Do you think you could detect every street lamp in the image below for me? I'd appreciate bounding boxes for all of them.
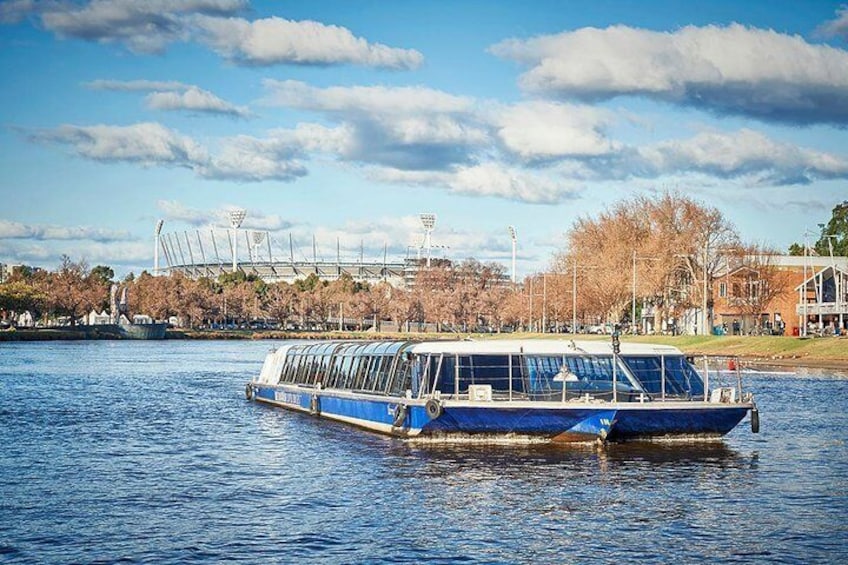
[154,219,164,276]
[229,209,246,273]
[420,213,436,268]
[508,225,517,284]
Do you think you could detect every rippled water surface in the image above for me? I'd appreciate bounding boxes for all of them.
[1,341,847,564]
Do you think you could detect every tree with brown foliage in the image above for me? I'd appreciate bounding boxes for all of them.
[40,256,108,326]
[552,191,739,332]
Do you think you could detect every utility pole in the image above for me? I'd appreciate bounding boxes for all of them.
[632,250,637,334]
[508,226,517,284]
[703,239,709,336]
[572,260,577,334]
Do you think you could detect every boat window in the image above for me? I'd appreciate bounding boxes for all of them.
[523,355,642,401]
[389,355,413,395]
[429,354,517,397]
[621,355,704,398]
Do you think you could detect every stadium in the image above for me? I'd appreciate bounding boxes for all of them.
[154,212,475,289]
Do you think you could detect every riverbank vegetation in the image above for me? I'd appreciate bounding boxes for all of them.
[3,193,846,363]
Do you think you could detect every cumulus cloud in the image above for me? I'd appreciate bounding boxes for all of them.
[25,121,336,183]
[370,163,581,204]
[86,79,249,117]
[30,122,209,168]
[156,200,292,231]
[200,124,350,181]
[0,220,134,242]
[0,0,35,24]
[194,15,423,69]
[637,129,848,185]
[37,0,246,54]
[493,101,618,161]
[1,239,153,267]
[262,80,488,171]
[4,1,421,69]
[818,7,848,40]
[490,23,848,124]
[263,80,473,116]
[145,87,249,117]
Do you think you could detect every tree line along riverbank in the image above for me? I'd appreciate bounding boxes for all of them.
[2,328,846,369]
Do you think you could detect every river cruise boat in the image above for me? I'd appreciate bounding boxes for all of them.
[246,339,758,443]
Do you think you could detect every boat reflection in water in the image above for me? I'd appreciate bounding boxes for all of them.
[246,339,759,444]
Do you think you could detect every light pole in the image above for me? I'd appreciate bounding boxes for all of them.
[154,219,164,276]
[229,209,246,273]
[508,225,517,284]
[420,213,436,268]
[252,231,265,263]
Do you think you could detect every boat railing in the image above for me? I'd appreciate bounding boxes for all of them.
[695,355,752,404]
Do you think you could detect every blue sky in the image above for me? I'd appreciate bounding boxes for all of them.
[2,0,848,278]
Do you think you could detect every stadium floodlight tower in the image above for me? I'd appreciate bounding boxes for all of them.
[154,219,165,276]
[229,208,247,273]
[252,230,266,262]
[508,225,517,284]
[420,213,436,267]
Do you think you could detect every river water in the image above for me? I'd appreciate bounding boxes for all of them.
[1,340,846,564]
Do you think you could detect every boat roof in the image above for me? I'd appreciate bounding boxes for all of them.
[407,339,683,356]
[269,339,684,357]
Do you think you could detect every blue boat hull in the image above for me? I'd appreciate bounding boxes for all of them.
[251,385,617,442]
[610,405,750,440]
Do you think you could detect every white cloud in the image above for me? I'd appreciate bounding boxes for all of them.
[493,101,618,160]
[156,200,293,231]
[262,80,487,171]
[0,220,134,242]
[31,122,209,168]
[39,0,246,54]
[200,124,350,181]
[490,23,848,124]
[0,0,35,24]
[145,87,250,117]
[86,79,249,117]
[85,79,191,91]
[637,129,848,185]
[370,163,581,204]
[5,2,421,70]
[818,7,848,40]
[262,80,473,116]
[193,15,423,69]
[27,122,334,183]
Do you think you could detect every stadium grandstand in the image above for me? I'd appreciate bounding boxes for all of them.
[154,211,448,289]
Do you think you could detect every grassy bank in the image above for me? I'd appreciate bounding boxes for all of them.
[5,327,846,369]
[177,329,847,368]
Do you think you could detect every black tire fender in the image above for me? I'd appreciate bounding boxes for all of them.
[245,383,254,400]
[392,404,408,428]
[425,399,443,420]
[751,406,760,434]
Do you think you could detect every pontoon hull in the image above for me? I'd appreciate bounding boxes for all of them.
[252,385,618,442]
[251,384,748,443]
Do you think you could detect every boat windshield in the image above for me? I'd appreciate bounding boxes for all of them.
[620,355,704,398]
